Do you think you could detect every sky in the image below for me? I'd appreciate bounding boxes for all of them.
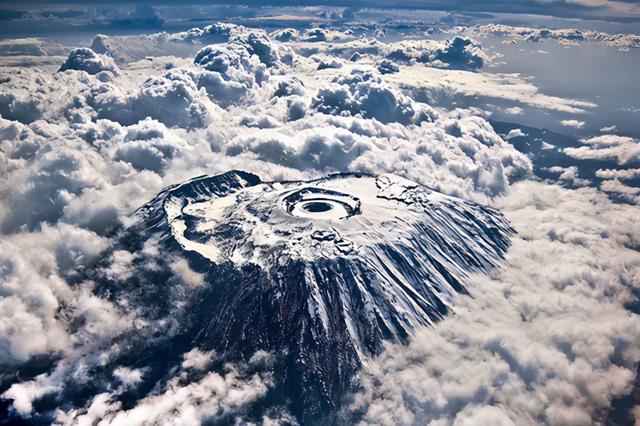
[2,0,640,18]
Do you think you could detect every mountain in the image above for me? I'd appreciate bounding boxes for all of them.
[74,171,513,423]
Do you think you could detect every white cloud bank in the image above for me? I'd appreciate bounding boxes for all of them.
[565,135,640,166]
[472,24,640,51]
[0,18,637,425]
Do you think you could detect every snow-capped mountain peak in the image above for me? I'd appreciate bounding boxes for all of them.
[90,170,515,421]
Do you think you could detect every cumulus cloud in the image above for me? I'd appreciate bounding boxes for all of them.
[94,68,216,128]
[564,135,640,166]
[0,144,107,233]
[78,23,245,64]
[310,70,422,125]
[376,59,399,75]
[174,22,241,46]
[504,106,524,115]
[600,179,640,194]
[560,119,585,129]
[544,165,590,187]
[90,371,269,424]
[110,118,197,172]
[271,28,301,43]
[191,29,292,107]
[384,36,487,71]
[59,48,120,75]
[428,36,485,70]
[224,90,530,198]
[298,36,487,71]
[301,27,351,43]
[315,55,344,70]
[181,348,216,371]
[596,168,640,180]
[113,367,144,388]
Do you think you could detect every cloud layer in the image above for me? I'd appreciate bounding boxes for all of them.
[0,16,638,425]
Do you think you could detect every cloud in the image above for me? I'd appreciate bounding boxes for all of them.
[112,118,194,172]
[224,106,530,198]
[504,106,524,115]
[560,119,585,129]
[544,166,591,186]
[0,18,636,424]
[595,168,640,180]
[191,28,292,107]
[0,146,107,233]
[505,128,527,139]
[181,348,215,371]
[310,70,421,125]
[0,223,125,366]
[387,65,597,114]
[34,23,245,66]
[376,59,399,75]
[58,47,120,75]
[599,179,640,203]
[564,135,640,165]
[297,36,487,71]
[173,22,241,45]
[347,181,640,425]
[83,31,224,64]
[428,37,485,70]
[471,24,640,51]
[95,68,216,129]
[97,371,269,424]
[315,55,344,70]
[113,367,144,388]
[55,353,274,425]
[0,37,67,57]
[271,28,301,43]
[301,27,351,43]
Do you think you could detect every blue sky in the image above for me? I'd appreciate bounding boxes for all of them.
[1,0,640,21]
